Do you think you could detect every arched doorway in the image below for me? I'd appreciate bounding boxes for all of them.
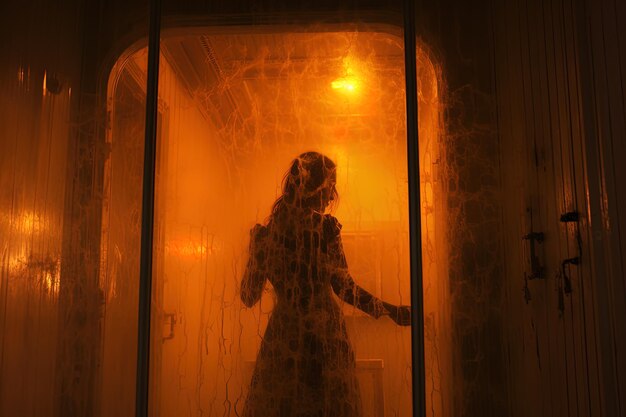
[99,24,448,417]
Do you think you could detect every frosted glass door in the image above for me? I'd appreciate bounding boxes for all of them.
[142,21,448,417]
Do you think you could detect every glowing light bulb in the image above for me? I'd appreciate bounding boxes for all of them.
[331,75,360,93]
[331,56,365,94]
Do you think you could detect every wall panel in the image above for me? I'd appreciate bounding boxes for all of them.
[493,0,626,415]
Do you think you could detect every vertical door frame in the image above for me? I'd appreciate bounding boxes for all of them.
[136,0,161,416]
[403,0,427,416]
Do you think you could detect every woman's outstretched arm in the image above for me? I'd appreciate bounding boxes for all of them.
[330,271,411,325]
[240,224,268,308]
[325,216,411,325]
[330,270,387,318]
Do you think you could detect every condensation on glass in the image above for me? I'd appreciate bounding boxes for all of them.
[100,23,449,417]
[0,4,450,417]
[0,56,70,417]
[0,1,149,416]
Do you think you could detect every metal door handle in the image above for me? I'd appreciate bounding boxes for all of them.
[163,312,177,341]
[559,211,582,295]
[522,231,545,279]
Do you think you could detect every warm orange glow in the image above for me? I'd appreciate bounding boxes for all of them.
[331,57,363,94]
[103,32,447,417]
[17,211,44,233]
[331,76,359,92]
[170,242,208,256]
[165,239,222,257]
[43,270,60,294]
[43,70,47,96]
[7,253,23,273]
[0,211,46,234]
[6,249,60,296]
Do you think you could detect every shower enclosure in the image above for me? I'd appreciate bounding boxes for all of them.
[0,1,444,415]
[3,0,624,417]
[101,18,446,417]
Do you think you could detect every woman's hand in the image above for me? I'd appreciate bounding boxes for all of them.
[393,305,412,326]
[382,303,412,326]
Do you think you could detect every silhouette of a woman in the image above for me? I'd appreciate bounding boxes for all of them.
[241,152,411,417]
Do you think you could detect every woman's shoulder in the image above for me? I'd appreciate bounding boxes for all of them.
[250,223,270,241]
[322,214,342,240]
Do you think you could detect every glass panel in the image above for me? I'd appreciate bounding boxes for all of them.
[100,46,149,416]
[112,7,447,415]
[155,26,416,417]
[0,1,149,416]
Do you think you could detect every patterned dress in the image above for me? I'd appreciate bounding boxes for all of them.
[241,209,384,417]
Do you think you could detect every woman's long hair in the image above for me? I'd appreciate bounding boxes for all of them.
[270,152,338,219]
